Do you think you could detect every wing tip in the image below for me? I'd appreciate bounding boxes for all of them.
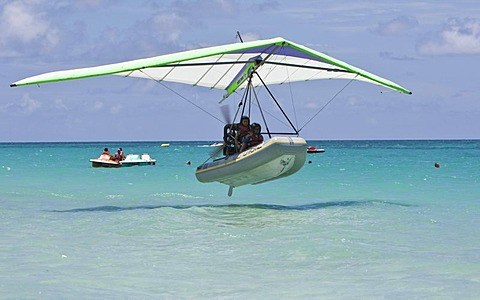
[10,83,17,87]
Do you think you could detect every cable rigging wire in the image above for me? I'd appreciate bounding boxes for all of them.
[139,68,358,135]
[139,69,225,124]
[298,75,358,132]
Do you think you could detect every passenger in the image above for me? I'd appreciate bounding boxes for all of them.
[113,149,123,162]
[100,148,113,161]
[118,148,125,160]
[240,122,263,152]
[248,123,264,147]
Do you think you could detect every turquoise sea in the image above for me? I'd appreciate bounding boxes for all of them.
[1,140,479,298]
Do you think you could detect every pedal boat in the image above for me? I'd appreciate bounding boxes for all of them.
[90,153,156,168]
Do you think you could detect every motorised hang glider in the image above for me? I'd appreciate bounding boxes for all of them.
[11,37,411,196]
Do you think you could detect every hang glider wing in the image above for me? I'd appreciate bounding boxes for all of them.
[11,37,412,98]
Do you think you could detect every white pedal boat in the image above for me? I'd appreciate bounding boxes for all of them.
[90,153,156,168]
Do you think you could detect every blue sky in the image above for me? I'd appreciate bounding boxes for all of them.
[1,0,479,142]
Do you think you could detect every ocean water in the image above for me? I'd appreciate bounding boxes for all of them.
[0,140,479,298]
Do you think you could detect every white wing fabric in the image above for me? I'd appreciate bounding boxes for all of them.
[11,37,411,97]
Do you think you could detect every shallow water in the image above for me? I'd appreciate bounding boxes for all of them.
[1,140,479,298]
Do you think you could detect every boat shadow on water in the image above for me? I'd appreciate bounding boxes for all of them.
[50,200,413,213]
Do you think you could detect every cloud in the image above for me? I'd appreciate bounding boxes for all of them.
[109,104,123,114]
[1,93,42,115]
[19,94,42,114]
[417,18,480,55]
[93,101,104,111]
[171,0,237,17]
[88,10,192,60]
[250,1,280,12]
[213,0,236,14]
[305,101,320,110]
[379,51,417,61]
[373,16,419,36]
[91,100,122,114]
[0,0,59,57]
[150,12,189,43]
[54,98,69,111]
[0,0,241,61]
[238,32,261,42]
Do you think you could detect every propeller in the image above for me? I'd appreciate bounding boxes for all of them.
[220,104,232,124]
[209,105,234,157]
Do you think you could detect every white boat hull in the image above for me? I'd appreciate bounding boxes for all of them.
[121,154,156,167]
[90,159,121,168]
[120,160,156,167]
[90,154,156,168]
[195,136,307,187]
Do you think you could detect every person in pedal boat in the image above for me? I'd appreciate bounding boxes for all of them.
[113,149,124,162]
[99,148,113,160]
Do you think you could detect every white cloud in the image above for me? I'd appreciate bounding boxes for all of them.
[305,101,320,109]
[109,104,123,114]
[238,32,261,42]
[0,0,59,56]
[19,93,42,114]
[380,51,417,61]
[374,16,418,36]
[54,98,69,111]
[151,12,188,43]
[1,1,46,43]
[214,0,236,14]
[93,101,104,111]
[417,18,480,55]
[0,93,41,115]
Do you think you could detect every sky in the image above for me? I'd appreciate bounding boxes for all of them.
[1,0,479,142]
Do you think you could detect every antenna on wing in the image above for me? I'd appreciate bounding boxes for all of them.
[236,31,244,43]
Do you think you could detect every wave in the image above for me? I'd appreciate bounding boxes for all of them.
[50,200,412,213]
